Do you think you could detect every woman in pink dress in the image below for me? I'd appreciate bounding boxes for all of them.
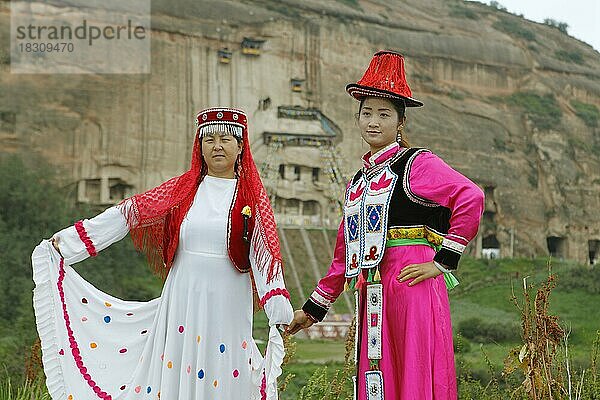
[288,51,485,399]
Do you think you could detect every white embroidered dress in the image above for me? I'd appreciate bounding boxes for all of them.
[32,175,293,400]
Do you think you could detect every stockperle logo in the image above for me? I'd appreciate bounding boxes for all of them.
[11,0,150,74]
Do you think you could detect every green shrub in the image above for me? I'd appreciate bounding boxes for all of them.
[571,100,599,127]
[493,17,536,41]
[450,5,479,20]
[505,92,562,130]
[489,1,507,11]
[449,90,465,100]
[458,317,519,343]
[555,49,585,65]
[544,18,569,34]
[559,265,600,294]
[454,333,472,353]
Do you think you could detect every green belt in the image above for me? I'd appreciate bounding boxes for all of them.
[386,238,459,290]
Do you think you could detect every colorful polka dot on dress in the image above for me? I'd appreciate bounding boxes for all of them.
[233,369,239,378]
[187,365,191,374]
[146,386,151,394]
[197,369,205,379]
[81,316,88,322]
[213,380,218,388]
[104,316,111,323]
[90,342,97,349]
[196,335,201,343]
[81,298,88,304]
[104,302,112,307]
[167,361,173,369]
[134,386,141,393]
[241,340,247,349]
[219,344,226,353]
[178,325,184,333]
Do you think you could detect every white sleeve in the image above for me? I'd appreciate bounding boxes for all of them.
[248,225,293,400]
[52,205,129,265]
[249,228,294,327]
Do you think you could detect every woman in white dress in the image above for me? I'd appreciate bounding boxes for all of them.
[31,107,294,400]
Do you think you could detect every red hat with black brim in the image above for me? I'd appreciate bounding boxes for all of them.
[345,50,423,107]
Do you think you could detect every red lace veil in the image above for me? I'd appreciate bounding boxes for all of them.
[119,108,282,283]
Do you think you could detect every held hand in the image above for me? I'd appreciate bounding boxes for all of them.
[287,310,315,335]
[396,261,441,287]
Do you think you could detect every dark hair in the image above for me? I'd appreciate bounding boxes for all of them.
[358,97,406,119]
[357,97,410,147]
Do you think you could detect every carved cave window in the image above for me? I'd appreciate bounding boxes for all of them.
[546,236,566,259]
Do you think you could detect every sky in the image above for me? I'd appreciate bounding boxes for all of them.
[466,0,600,52]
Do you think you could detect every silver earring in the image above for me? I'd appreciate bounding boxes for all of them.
[397,125,404,142]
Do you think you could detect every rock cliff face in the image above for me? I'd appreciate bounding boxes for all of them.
[1,0,599,264]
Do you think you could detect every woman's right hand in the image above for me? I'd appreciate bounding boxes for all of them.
[287,309,315,335]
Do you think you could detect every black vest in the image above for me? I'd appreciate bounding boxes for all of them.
[351,147,451,235]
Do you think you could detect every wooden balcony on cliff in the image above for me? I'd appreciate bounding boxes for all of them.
[290,78,304,92]
[241,37,265,56]
[217,48,232,64]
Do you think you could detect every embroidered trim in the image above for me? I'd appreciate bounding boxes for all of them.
[363,142,399,168]
[348,85,421,106]
[302,298,328,322]
[259,288,290,307]
[309,289,332,310]
[402,149,439,208]
[315,286,336,302]
[57,259,112,400]
[386,226,444,246]
[366,283,383,361]
[365,370,385,400]
[363,148,406,181]
[442,238,466,253]
[447,233,468,243]
[260,371,267,400]
[353,291,360,364]
[74,220,97,257]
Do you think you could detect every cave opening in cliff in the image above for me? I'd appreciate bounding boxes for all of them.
[482,235,500,259]
[589,240,600,265]
[546,236,566,259]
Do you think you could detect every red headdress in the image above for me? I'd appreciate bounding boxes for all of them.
[119,107,283,284]
[346,50,423,107]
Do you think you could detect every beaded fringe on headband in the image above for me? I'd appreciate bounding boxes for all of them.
[198,123,244,138]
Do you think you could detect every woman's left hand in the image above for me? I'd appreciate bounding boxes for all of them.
[397,261,442,286]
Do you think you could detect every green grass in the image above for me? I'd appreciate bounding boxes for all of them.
[293,339,346,363]
[571,100,599,127]
[4,257,599,399]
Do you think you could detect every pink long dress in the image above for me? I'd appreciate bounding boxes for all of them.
[303,143,484,399]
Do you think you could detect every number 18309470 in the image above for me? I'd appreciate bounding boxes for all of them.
[18,42,74,52]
